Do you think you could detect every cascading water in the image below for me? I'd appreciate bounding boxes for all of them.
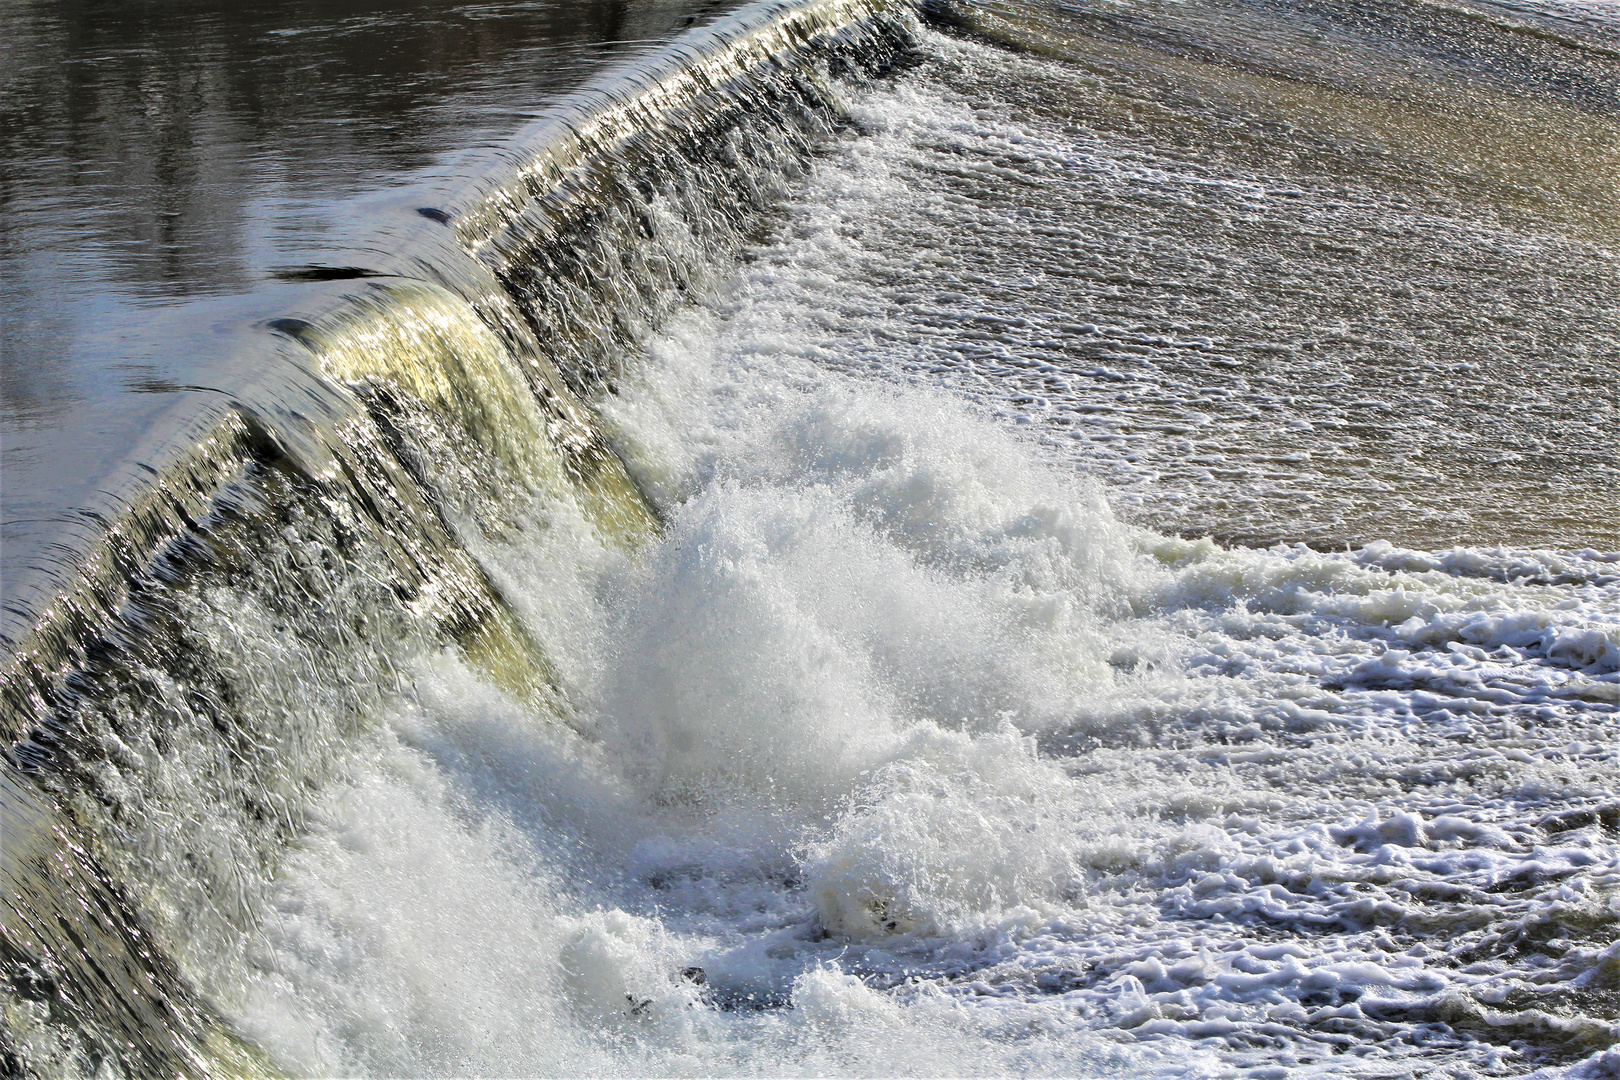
[2,3,916,1072]
[3,0,1618,1076]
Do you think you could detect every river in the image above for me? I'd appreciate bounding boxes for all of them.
[2,0,1617,1076]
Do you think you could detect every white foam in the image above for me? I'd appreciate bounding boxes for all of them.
[225,291,1620,1076]
[225,23,1620,1079]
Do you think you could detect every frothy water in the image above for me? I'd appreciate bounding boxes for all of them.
[234,157,1616,1076]
[716,14,1620,551]
[4,0,1618,1076]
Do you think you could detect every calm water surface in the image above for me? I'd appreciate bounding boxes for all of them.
[0,0,730,581]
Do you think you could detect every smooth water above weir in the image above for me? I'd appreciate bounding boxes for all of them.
[0,0,733,603]
[3,0,1619,1077]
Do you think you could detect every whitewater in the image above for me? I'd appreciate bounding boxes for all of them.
[240,33,1618,1078]
[4,1,1618,1077]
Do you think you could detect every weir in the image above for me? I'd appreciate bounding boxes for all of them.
[0,1,922,1072]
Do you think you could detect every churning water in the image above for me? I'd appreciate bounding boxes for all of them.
[2,0,1618,1077]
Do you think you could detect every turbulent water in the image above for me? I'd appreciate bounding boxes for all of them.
[3,0,1619,1077]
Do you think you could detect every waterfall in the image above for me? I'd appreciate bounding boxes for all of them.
[0,2,921,1073]
[8,0,1617,1073]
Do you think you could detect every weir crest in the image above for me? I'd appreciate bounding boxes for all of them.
[0,2,922,1072]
